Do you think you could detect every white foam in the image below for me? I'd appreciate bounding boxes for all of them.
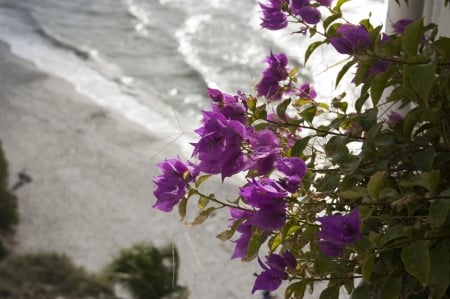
[0,7,193,155]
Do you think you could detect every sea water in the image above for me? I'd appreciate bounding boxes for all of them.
[0,0,385,145]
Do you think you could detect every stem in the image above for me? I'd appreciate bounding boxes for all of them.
[196,190,253,212]
[266,119,365,140]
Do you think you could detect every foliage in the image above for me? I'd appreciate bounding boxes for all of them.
[103,242,188,299]
[152,1,450,298]
[0,252,116,299]
[0,141,18,259]
[0,141,18,233]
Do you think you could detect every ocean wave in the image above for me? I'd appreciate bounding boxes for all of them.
[0,5,190,147]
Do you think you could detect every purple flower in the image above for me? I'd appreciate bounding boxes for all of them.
[298,82,317,100]
[257,52,290,101]
[207,88,247,123]
[290,2,321,25]
[259,0,288,30]
[228,208,256,259]
[231,222,254,259]
[247,128,281,175]
[330,24,371,55]
[252,251,297,293]
[153,158,197,212]
[277,157,307,192]
[387,111,403,127]
[366,59,390,78]
[392,18,413,35]
[192,111,246,179]
[240,178,288,231]
[316,208,362,257]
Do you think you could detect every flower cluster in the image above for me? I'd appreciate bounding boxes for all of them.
[329,24,371,55]
[153,1,450,298]
[316,208,361,257]
[152,158,197,212]
[259,0,332,30]
[252,251,297,293]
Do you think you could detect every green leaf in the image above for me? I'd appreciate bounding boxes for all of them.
[305,41,325,64]
[434,37,450,60]
[362,254,375,281]
[370,72,391,106]
[406,58,437,102]
[335,59,356,87]
[414,170,440,193]
[216,218,243,241]
[380,274,402,299]
[329,143,349,164]
[381,225,407,246]
[353,56,378,85]
[197,195,209,210]
[195,174,211,188]
[401,241,430,285]
[300,106,317,123]
[429,242,450,299]
[333,0,351,12]
[290,136,312,157]
[429,189,450,227]
[276,98,291,121]
[355,89,370,112]
[323,12,342,31]
[269,234,282,251]
[339,190,364,200]
[352,284,369,299]
[178,197,188,220]
[367,171,387,201]
[401,18,424,55]
[244,229,265,261]
[359,108,378,131]
[285,281,307,299]
[186,207,215,227]
[402,107,422,141]
[316,173,340,192]
[412,147,436,171]
[340,155,362,173]
[319,286,339,299]
[314,252,332,276]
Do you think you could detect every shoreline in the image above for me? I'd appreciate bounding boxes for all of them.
[0,40,266,298]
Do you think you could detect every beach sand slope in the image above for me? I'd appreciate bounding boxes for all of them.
[0,41,262,298]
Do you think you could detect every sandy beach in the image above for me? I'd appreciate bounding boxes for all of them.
[0,41,268,298]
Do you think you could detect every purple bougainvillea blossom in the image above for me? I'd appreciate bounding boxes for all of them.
[316,208,362,257]
[290,2,321,25]
[228,208,256,259]
[387,111,403,127]
[257,52,290,101]
[365,59,390,79]
[231,221,254,259]
[246,128,281,175]
[277,157,307,192]
[330,24,371,55]
[153,158,197,212]
[392,18,413,35]
[259,0,288,30]
[298,82,317,100]
[240,178,288,231]
[252,251,297,293]
[207,88,247,123]
[192,111,246,179]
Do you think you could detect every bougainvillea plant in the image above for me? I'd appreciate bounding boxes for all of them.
[153,0,450,298]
